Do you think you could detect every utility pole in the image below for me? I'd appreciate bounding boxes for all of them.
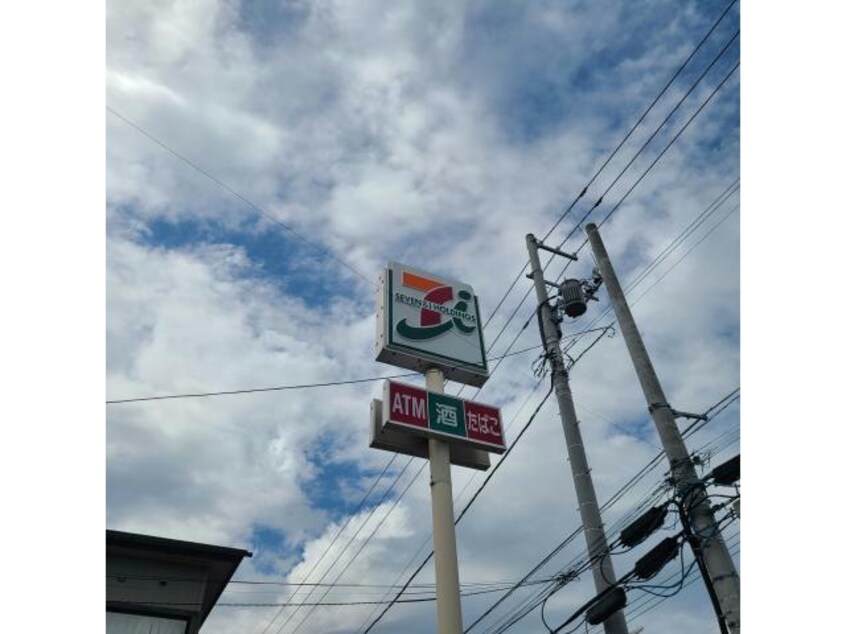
[426,367,463,634]
[585,222,740,633]
[676,499,730,634]
[525,234,629,634]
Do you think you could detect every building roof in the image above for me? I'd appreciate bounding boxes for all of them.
[106,530,252,628]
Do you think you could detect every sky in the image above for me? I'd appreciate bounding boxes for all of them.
[10,2,846,634]
[102,1,744,632]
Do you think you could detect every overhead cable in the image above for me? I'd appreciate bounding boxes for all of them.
[479,1,739,362]
[359,387,555,634]
[558,180,739,358]
[472,51,741,389]
[106,339,602,404]
[106,107,373,286]
[466,390,738,632]
[258,457,414,634]
[481,0,739,338]
[265,12,743,632]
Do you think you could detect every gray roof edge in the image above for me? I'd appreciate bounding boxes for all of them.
[107,529,252,627]
[106,529,253,561]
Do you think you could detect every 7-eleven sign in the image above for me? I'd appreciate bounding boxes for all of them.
[375,262,489,387]
[381,380,506,453]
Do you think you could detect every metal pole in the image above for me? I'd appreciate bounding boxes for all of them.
[585,222,740,633]
[525,234,629,634]
[676,500,731,634]
[426,368,463,634]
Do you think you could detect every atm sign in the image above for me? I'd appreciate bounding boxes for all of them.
[382,380,506,453]
[386,381,428,429]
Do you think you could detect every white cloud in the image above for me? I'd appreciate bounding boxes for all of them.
[107,1,740,632]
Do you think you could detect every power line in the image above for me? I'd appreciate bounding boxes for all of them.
[471,43,741,394]
[506,430,740,634]
[352,379,548,634]
[249,453,396,634]
[458,181,739,568]
[558,27,739,250]
[255,11,742,630]
[106,106,373,286]
[552,57,740,268]
[576,194,739,347]
[582,60,739,239]
[108,338,616,404]
[464,528,585,633]
[461,0,739,367]
[557,180,740,358]
[388,370,712,632]
[257,457,414,634]
[530,457,740,634]
[107,9,740,634]
[465,169,742,632]
[623,180,739,296]
[422,410,736,634]
[486,168,734,403]
[358,333,606,634]
[269,347,551,633]
[367,181,744,631]
[612,527,740,627]
[628,202,739,306]
[472,79,740,442]
[358,387,555,634]
[109,573,557,591]
[534,62,741,376]
[481,0,739,341]
[106,372,420,404]
[466,390,738,633]
[285,454,439,634]
[487,488,739,634]
[113,583,533,609]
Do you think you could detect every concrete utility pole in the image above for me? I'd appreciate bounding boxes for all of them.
[525,234,629,634]
[585,223,740,633]
[426,368,464,634]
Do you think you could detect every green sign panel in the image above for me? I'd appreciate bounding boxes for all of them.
[381,380,506,453]
[427,391,466,438]
[375,262,489,388]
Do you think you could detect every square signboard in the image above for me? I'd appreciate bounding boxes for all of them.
[369,399,491,471]
[381,380,506,453]
[375,262,489,387]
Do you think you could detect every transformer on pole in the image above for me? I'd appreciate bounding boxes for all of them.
[525,234,629,634]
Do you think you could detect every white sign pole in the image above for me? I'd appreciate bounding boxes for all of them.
[425,367,463,634]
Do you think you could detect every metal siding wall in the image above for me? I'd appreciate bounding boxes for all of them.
[106,556,207,611]
[106,611,187,634]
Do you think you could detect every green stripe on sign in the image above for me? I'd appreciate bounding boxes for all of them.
[427,392,466,439]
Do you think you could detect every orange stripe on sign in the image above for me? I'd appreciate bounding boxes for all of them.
[402,271,443,292]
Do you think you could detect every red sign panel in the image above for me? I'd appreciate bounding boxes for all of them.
[465,401,503,447]
[382,380,506,453]
[385,381,428,429]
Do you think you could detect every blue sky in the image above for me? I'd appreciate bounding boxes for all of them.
[139,215,361,308]
[105,1,742,633]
